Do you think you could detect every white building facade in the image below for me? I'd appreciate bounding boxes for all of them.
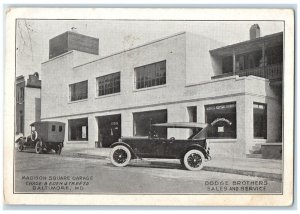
[41,29,282,158]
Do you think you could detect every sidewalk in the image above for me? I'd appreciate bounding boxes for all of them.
[61,147,282,181]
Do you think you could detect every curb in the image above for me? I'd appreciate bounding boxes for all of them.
[203,166,282,181]
[62,152,108,160]
[147,161,282,181]
[62,152,282,181]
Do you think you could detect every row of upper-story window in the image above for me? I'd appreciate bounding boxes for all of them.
[69,60,166,102]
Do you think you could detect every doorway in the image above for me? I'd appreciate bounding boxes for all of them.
[97,114,121,148]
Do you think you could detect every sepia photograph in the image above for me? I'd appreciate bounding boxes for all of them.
[4,8,294,205]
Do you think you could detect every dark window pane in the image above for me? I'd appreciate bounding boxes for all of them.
[68,118,88,141]
[205,102,236,138]
[59,126,63,132]
[133,110,167,138]
[97,72,121,96]
[253,103,267,139]
[70,80,88,101]
[52,125,55,132]
[135,60,166,89]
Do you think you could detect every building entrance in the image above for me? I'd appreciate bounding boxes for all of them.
[97,114,121,148]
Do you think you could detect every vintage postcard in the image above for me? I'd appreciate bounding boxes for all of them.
[4,8,294,205]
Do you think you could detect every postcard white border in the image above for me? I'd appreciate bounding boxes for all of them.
[4,8,294,206]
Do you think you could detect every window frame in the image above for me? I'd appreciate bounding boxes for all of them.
[96,72,121,97]
[68,117,89,141]
[134,60,166,90]
[205,102,237,139]
[69,80,88,102]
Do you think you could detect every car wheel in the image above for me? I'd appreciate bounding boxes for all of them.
[35,140,43,154]
[55,144,62,155]
[183,149,205,171]
[110,145,131,167]
[17,144,24,152]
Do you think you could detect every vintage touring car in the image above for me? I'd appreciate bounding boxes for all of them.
[16,121,65,155]
[110,122,211,171]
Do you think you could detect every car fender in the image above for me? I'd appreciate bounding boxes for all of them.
[182,144,208,159]
[110,142,137,159]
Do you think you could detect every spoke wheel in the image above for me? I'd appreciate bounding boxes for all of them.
[35,140,43,154]
[17,144,24,152]
[183,149,205,171]
[110,145,131,167]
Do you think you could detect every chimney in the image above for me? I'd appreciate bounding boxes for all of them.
[249,24,260,40]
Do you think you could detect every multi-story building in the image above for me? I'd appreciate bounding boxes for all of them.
[15,72,41,136]
[41,25,282,158]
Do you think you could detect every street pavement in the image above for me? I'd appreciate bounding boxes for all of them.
[14,150,282,194]
[62,147,283,180]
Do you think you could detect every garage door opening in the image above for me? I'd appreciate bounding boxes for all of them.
[133,109,167,138]
[97,114,121,148]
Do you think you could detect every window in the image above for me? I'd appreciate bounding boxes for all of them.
[135,60,166,89]
[68,118,88,141]
[17,87,24,103]
[52,125,56,132]
[97,72,120,96]
[19,110,24,134]
[205,102,236,138]
[253,103,267,139]
[266,45,283,65]
[222,56,233,74]
[187,106,197,136]
[133,110,167,138]
[59,126,63,132]
[236,50,262,71]
[69,80,88,101]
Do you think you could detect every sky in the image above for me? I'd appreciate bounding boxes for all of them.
[16,20,284,78]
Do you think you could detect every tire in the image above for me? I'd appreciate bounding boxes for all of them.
[35,140,43,154]
[110,145,131,167]
[17,144,24,152]
[55,144,62,155]
[183,149,205,171]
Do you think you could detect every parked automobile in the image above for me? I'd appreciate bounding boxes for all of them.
[16,121,65,155]
[110,122,211,171]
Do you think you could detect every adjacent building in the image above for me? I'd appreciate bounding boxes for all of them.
[40,25,283,158]
[15,72,41,136]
